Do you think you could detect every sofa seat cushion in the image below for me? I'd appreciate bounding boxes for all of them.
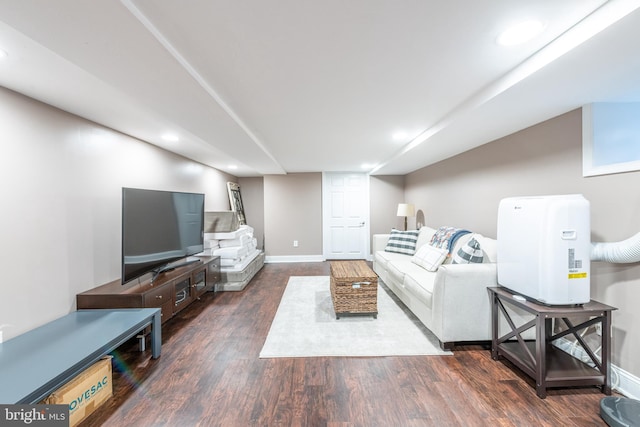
[388,258,437,308]
[374,250,389,269]
[386,258,408,284]
[375,250,411,283]
[403,272,436,308]
[375,250,409,268]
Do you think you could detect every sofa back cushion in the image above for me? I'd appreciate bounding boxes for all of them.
[410,226,498,263]
[474,234,497,262]
[415,226,437,250]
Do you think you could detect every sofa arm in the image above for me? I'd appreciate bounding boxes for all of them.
[430,263,498,344]
[372,234,390,253]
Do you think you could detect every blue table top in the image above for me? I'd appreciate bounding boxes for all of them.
[0,308,159,404]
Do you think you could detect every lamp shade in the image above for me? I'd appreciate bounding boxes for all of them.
[397,203,415,217]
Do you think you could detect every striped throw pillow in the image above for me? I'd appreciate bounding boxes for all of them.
[384,229,420,255]
[452,237,484,264]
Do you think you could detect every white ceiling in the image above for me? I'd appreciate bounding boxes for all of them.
[1,1,639,177]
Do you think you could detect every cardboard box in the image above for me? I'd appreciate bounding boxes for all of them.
[44,356,113,427]
[204,211,239,233]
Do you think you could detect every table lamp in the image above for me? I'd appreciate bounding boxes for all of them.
[397,203,415,231]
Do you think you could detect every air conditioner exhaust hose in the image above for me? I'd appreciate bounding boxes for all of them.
[591,232,640,263]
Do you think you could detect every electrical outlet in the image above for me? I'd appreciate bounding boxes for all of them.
[293,240,299,247]
[0,330,3,344]
[595,323,602,336]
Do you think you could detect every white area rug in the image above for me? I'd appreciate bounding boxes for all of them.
[259,276,452,358]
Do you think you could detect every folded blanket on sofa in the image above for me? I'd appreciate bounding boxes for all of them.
[429,226,471,253]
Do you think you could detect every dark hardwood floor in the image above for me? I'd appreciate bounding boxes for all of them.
[80,262,611,426]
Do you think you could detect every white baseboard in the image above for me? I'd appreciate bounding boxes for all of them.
[264,255,325,263]
[554,338,640,399]
[612,366,640,400]
[265,255,374,263]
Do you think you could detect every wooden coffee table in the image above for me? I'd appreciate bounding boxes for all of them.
[329,260,378,319]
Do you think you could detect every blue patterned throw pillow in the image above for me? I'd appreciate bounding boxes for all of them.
[385,229,420,255]
[452,237,484,264]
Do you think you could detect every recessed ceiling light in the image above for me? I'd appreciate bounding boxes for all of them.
[361,163,377,170]
[161,133,179,142]
[392,131,408,141]
[497,20,545,46]
[228,164,238,170]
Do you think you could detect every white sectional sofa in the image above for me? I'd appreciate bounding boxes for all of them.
[372,226,499,350]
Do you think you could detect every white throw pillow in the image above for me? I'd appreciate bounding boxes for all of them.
[411,244,449,272]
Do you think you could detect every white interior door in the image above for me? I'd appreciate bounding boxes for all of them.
[322,172,370,260]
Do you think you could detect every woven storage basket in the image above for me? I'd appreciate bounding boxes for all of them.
[329,261,378,318]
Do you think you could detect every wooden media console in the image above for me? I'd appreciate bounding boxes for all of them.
[77,256,220,324]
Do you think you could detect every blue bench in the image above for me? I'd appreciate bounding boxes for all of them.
[0,308,161,404]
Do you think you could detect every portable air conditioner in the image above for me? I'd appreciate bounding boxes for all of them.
[497,194,591,305]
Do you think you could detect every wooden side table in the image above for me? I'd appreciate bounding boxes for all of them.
[488,286,616,399]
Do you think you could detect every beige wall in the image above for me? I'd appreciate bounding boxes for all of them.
[0,86,236,340]
[263,173,322,257]
[250,174,404,260]
[7,80,638,385]
[406,108,640,380]
[369,175,406,237]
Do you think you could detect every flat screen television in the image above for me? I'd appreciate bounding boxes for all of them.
[122,187,205,284]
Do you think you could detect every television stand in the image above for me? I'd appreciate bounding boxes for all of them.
[488,286,616,398]
[152,258,202,281]
[78,256,220,325]
[171,258,202,269]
